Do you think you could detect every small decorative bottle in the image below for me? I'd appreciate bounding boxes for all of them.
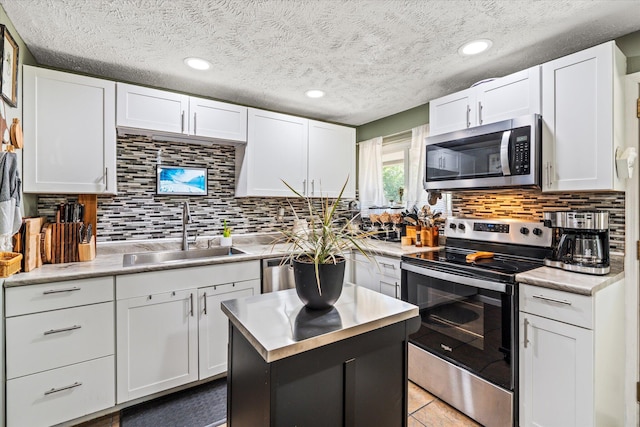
[415,224,422,247]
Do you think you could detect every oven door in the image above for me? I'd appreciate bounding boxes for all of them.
[401,262,516,391]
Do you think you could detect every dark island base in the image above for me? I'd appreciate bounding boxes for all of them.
[227,321,416,427]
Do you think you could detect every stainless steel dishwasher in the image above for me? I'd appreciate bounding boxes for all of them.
[261,257,295,293]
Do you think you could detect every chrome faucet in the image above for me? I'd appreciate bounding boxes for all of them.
[182,201,193,251]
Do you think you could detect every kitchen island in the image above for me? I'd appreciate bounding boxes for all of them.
[221,283,420,427]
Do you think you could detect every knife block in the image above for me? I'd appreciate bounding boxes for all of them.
[78,236,95,262]
[50,223,82,263]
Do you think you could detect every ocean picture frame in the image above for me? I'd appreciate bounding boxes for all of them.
[157,166,208,195]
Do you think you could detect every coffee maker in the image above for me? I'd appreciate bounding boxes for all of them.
[543,211,610,275]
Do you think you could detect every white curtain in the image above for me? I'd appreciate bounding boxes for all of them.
[406,124,429,210]
[358,137,384,214]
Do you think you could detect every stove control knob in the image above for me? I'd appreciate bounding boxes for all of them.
[520,227,529,235]
[533,228,543,236]
[449,223,457,230]
[458,223,466,231]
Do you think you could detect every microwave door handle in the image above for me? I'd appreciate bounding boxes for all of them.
[500,130,512,176]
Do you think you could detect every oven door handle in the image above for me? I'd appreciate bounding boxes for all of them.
[402,262,508,293]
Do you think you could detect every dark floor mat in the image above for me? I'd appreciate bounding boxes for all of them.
[121,378,227,427]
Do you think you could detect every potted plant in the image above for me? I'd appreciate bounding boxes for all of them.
[220,219,232,247]
[281,178,373,310]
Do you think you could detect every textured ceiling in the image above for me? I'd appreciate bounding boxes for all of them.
[2,0,640,126]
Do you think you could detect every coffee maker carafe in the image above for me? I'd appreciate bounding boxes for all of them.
[543,211,610,275]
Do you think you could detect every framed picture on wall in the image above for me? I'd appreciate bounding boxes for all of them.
[0,25,19,107]
[157,166,208,195]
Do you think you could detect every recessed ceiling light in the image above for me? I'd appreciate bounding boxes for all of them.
[305,89,325,98]
[184,57,211,70]
[458,39,493,56]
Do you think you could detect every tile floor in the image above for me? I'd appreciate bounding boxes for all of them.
[75,381,480,427]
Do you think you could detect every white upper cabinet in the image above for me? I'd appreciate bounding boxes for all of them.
[116,83,247,143]
[236,108,356,198]
[308,120,356,198]
[23,65,117,194]
[429,88,476,136]
[429,66,541,136]
[541,41,625,192]
[237,108,308,197]
[189,97,247,141]
[475,67,541,126]
[116,83,188,134]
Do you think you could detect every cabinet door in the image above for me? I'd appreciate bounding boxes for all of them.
[428,88,476,136]
[476,66,540,126]
[189,97,247,142]
[541,42,621,192]
[116,289,198,403]
[354,253,379,292]
[237,108,308,197]
[198,279,259,379]
[307,120,356,198]
[23,65,116,194]
[116,83,189,134]
[519,313,593,427]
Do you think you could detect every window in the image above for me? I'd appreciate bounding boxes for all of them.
[382,134,410,206]
[380,132,450,215]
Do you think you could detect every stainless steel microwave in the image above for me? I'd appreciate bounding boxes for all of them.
[424,114,541,191]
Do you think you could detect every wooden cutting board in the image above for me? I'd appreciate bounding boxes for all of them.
[23,217,45,272]
[42,223,52,263]
[10,118,23,149]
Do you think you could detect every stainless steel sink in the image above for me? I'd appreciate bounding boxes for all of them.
[123,247,246,267]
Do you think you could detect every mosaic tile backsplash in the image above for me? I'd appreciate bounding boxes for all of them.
[452,190,625,254]
[37,134,626,254]
[37,134,345,242]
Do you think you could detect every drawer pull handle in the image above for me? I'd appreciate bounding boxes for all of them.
[43,287,81,295]
[380,263,396,269]
[44,381,83,396]
[44,325,82,335]
[532,294,572,305]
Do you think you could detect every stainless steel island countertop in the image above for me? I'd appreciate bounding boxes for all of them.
[221,283,419,363]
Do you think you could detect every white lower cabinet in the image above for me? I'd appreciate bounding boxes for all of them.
[518,280,624,427]
[116,289,198,403]
[7,356,115,427]
[115,261,260,403]
[4,277,115,427]
[354,253,401,298]
[198,279,259,379]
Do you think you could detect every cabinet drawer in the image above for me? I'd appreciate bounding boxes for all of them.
[116,261,260,299]
[377,255,401,280]
[6,302,114,379]
[6,355,115,427]
[520,284,592,329]
[5,276,114,316]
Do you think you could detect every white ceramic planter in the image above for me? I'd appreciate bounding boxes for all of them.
[220,236,232,247]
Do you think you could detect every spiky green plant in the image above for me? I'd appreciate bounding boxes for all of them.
[281,178,375,295]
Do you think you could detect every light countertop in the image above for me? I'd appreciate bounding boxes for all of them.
[221,282,419,363]
[2,234,441,287]
[515,256,624,296]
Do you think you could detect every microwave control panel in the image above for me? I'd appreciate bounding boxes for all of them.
[511,126,530,175]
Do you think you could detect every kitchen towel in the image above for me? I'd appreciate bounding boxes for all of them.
[0,151,21,251]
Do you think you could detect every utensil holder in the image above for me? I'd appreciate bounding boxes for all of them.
[78,236,96,262]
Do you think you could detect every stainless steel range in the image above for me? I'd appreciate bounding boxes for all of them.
[401,217,552,427]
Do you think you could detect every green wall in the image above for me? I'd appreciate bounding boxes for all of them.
[357,29,640,141]
[356,103,428,142]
